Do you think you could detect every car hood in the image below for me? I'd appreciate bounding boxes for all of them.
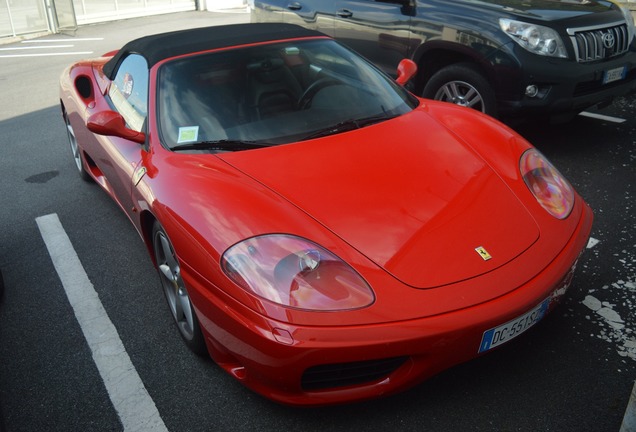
[467,0,614,20]
[219,109,539,288]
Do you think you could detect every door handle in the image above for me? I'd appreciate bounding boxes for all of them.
[336,9,353,18]
[287,2,302,10]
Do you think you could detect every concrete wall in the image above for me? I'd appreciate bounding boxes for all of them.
[203,0,247,10]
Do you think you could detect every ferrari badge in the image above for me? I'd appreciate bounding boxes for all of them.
[475,246,492,261]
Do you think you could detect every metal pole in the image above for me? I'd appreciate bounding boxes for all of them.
[44,0,58,33]
[5,0,16,37]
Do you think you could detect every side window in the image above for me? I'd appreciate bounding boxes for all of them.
[109,54,148,132]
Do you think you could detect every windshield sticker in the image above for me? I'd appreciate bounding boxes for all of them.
[177,126,199,144]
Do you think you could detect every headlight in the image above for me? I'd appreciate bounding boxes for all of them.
[221,234,375,311]
[500,18,568,58]
[520,149,574,219]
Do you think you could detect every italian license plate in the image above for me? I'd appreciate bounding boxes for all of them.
[478,298,550,353]
[602,66,627,85]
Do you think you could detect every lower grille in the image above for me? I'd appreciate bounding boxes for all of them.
[301,357,408,391]
[568,22,630,63]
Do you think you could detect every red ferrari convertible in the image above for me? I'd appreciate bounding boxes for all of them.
[60,23,593,406]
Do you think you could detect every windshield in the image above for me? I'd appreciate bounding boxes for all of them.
[157,38,417,150]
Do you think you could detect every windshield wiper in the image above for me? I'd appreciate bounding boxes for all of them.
[171,139,272,152]
[301,113,398,141]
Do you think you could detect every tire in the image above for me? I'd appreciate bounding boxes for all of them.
[152,221,207,356]
[422,63,497,117]
[64,112,93,182]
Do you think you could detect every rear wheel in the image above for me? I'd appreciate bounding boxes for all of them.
[64,112,92,182]
[152,221,206,355]
[422,63,497,117]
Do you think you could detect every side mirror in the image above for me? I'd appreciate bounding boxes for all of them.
[87,110,146,144]
[396,59,417,86]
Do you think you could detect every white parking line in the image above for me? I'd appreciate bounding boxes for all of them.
[0,38,102,58]
[21,38,104,43]
[621,379,636,432]
[0,45,75,51]
[0,52,93,58]
[36,213,168,432]
[578,111,626,123]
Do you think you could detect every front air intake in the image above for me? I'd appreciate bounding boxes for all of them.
[301,357,408,391]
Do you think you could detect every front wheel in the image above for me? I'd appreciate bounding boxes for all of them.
[422,63,497,117]
[152,221,207,356]
[64,111,92,182]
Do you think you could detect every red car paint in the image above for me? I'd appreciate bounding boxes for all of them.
[60,23,593,406]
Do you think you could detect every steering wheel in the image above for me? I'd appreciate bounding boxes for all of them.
[297,78,341,109]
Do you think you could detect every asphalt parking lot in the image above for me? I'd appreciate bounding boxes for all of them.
[0,8,634,432]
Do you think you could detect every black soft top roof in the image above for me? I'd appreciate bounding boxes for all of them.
[102,23,325,79]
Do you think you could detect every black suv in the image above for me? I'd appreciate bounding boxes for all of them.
[250,0,636,121]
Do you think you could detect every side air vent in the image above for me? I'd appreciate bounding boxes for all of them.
[75,75,93,101]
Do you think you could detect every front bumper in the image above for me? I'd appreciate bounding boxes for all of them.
[184,203,593,406]
[494,43,636,119]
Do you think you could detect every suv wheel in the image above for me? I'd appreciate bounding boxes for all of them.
[422,63,497,117]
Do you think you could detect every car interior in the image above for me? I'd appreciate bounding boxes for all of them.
[157,39,416,149]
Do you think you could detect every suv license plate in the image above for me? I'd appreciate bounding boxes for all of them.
[478,298,550,353]
[603,66,627,85]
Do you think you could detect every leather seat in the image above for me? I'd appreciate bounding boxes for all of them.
[245,58,301,120]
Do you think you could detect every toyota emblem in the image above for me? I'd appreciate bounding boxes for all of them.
[602,32,616,49]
